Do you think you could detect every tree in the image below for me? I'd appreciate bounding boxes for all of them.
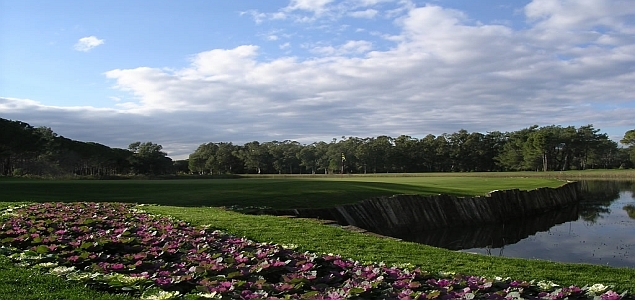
[416,134,438,172]
[573,125,602,170]
[324,138,347,174]
[621,129,635,166]
[189,143,215,174]
[314,141,331,174]
[208,142,240,174]
[173,160,190,174]
[297,144,318,174]
[524,125,577,172]
[481,131,506,171]
[621,130,635,147]
[237,141,271,174]
[0,118,47,176]
[447,129,473,172]
[432,135,451,172]
[496,126,538,171]
[393,135,418,172]
[263,140,302,174]
[128,142,172,175]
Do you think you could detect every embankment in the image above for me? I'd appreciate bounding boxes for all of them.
[264,182,582,235]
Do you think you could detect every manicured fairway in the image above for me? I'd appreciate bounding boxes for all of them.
[0,176,564,209]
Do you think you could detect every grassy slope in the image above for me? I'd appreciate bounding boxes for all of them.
[0,176,563,208]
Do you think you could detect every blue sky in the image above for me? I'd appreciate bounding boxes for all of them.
[1,0,634,159]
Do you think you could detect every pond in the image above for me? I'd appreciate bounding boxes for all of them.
[394,180,635,268]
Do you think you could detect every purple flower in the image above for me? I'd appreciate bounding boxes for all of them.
[601,291,622,300]
[1,202,631,300]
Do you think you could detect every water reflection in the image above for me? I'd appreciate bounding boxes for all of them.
[577,181,623,223]
[394,180,635,268]
[394,207,579,250]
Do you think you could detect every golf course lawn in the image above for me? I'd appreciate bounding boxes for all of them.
[1,174,634,299]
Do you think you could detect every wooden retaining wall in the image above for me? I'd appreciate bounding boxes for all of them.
[265,182,582,233]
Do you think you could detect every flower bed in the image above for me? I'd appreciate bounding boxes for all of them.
[0,202,631,299]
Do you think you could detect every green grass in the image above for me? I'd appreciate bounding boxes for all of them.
[244,169,635,179]
[1,174,634,298]
[0,176,564,209]
[143,205,635,292]
[0,256,136,300]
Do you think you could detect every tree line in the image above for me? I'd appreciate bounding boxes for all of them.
[0,118,185,177]
[189,125,635,175]
[2,117,635,177]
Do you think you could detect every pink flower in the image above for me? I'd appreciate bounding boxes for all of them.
[601,291,622,300]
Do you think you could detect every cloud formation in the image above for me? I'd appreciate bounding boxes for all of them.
[73,36,104,52]
[3,0,635,159]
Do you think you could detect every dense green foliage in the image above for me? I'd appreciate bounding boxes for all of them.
[622,129,635,165]
[0,118,177,176]
[3,117,634,177]
[191,126,633,174]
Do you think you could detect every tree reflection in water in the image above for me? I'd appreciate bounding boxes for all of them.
[577,181,622,223]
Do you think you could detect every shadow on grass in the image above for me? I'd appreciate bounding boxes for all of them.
[0,177,545,209]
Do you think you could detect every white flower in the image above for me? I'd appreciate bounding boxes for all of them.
[104,273,148,284]
[141,290,180,300]
[536,280,559,290]
[281,243,298,249]
[49,266,76,276]
[438,271,455,277]
[196,292,221,298]
[494,276,511,281]
[36,262,58,268]
[392,262,415,269]
[12,252,43,261]
[587,283,609,295]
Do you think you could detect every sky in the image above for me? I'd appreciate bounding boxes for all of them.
[1,0,634,159]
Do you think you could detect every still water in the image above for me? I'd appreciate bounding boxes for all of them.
[399,181,635,268]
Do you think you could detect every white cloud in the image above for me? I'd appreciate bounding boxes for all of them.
[285,0,335,15]
[73,36,104,52]
[525,0,635,30]
[104,10,632,123]
[312,40,373,55]
[348,9,378,18]
[524,0,635,46]
[99,1,635,140]
[248,0,406,23]
[5,0,635,159]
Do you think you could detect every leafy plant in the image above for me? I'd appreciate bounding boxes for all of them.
[1,202,632,299]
